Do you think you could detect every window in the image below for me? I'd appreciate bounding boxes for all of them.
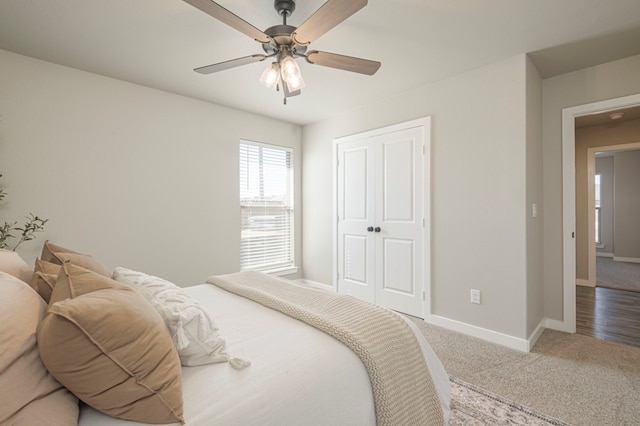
[239,141,295,273]
[595,173,602,245]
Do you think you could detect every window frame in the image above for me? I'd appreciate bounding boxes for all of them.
[595,173,602,246]
[239,140,297,275]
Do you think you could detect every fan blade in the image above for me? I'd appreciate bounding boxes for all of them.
[292,0,367,45]
[183,0,271,43]
[195,54,267,74]
[305,50,381,75]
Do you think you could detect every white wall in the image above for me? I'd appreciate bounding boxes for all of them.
[525,57,544,338]
[0,49,302,285]
[302,55,532,341]
[542,54,640,321]
[614,150,640,259]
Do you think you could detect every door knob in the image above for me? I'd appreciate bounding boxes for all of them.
[374,227,381,232]
[367,226,374,232]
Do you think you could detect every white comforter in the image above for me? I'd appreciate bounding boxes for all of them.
[79,283,450,425]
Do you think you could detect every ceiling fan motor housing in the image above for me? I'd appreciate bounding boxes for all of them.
[261,24,307,55]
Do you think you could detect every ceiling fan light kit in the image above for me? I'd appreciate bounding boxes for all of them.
[279,50,306,91]
[259,61,280,89]
[183,0,381,104]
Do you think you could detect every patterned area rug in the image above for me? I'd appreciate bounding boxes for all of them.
[449,377,571,425]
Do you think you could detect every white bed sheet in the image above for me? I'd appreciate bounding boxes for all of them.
[79,283,450,426]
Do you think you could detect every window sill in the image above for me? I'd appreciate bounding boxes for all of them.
[265,266,299,277]
[241,266,299,276]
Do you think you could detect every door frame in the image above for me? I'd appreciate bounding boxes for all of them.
[561,93,640,333]
[586,142,640,286]
[333,116,431,317]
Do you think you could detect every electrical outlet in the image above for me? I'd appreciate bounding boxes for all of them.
[470,289,481,304]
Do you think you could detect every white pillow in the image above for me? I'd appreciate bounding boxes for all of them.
[112,267,249,368]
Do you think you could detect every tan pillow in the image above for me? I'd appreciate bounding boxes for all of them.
[29,259,62,302]
[54,252,110,276]
[30,272,57,302]
[36,257,62,275]
[0,248,32,283]
[37,263,184,424]
[0,271,79,424]
[40,240,76,263]
[40,240,110,276]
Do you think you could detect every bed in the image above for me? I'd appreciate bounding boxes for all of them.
[1,242,451,426]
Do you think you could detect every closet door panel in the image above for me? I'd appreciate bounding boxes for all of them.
[337,142,375,303]
[375,128,424,317]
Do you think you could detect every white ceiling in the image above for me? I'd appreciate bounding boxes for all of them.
[2,0,640,125]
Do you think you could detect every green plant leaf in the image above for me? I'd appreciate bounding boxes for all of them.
[0,174,48,251]
[11,214,48,251]
[0,221,17,249]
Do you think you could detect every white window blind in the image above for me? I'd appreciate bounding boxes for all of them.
[239,141,294,273]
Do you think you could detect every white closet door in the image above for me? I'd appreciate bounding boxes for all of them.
[337,141,376,303]
[373,127,424,317]
[336,123,425,318]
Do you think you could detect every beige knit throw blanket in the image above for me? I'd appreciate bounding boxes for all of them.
[206,271,445,426]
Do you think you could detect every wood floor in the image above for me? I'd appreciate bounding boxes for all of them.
[576,285,640,348]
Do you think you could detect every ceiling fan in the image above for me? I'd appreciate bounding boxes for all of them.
[183,0,381,103]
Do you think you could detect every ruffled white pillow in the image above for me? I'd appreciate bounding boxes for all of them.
[112,267,249,369]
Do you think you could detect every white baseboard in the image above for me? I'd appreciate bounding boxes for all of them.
[596,252,614,258]
[576,278,595,287]
[423,315,577,352]
[424,314,532,352]
[544,318,574,334]
[295,278,336,292]
[298,284,568,352]
[527,320,546,351]
[613,256,640,264]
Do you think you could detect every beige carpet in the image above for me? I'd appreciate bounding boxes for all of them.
[406,317,640,425]
[596,257,640,292]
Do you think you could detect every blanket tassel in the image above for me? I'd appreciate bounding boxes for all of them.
[228,357,251,370]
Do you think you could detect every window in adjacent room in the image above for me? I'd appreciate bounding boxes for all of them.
[595,173,602,246]
[239,140,295,274]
